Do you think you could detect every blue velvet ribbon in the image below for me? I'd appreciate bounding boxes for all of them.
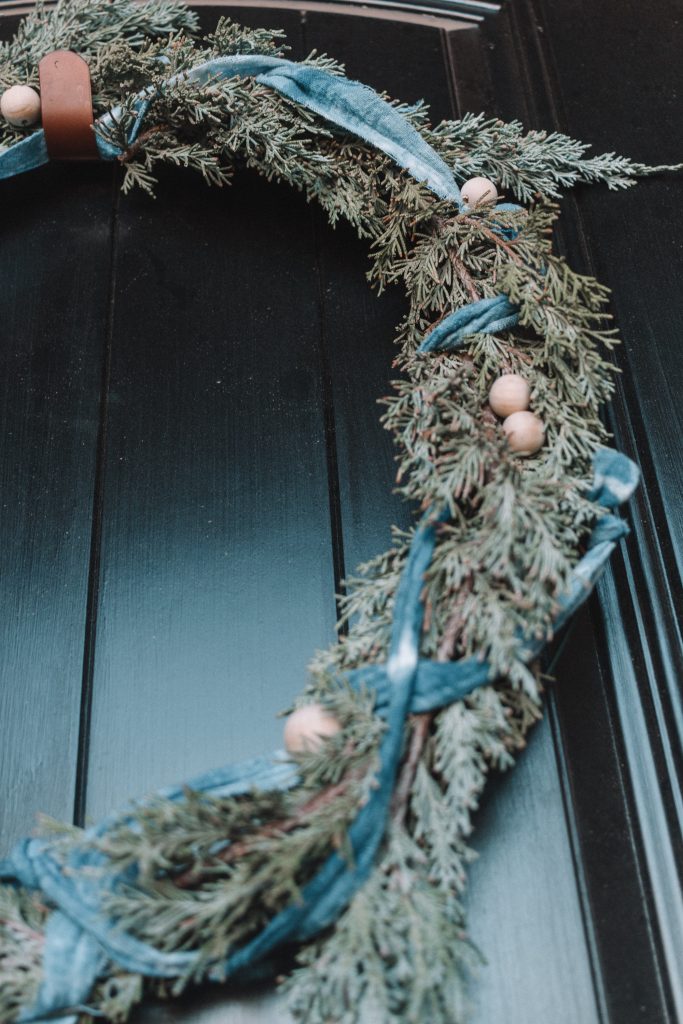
[418,294,521,354]
[0,55,463,204]
[0,50,641,1024]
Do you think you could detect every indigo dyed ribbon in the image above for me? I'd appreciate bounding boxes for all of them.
[0,50,640,1024]
[0,450,639,1022]
[0,55,463,204]
[418,294,521,354]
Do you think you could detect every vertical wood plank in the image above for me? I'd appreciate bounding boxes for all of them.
[551,598,670,1023]
[84,165,340,817]
[464,712,602,1024]
[0,150,114,850]
[80,13,306,1020]
[84,11,317,1019]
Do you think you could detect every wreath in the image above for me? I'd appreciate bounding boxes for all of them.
[0,3,678,1023]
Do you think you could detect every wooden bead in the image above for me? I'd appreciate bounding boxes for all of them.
[461,176,498,208]
[0,85,41,127]
[489,374,531,418]
[284,703,341,754]
[503,411,545,456]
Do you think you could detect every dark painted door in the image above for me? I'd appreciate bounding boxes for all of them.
[1,2,681,1022]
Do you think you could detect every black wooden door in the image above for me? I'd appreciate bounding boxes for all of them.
[1,2,681,1022]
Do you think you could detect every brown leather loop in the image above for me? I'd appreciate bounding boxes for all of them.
[38,50,99,161]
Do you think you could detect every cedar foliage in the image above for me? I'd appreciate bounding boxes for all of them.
[1,3,677,1023]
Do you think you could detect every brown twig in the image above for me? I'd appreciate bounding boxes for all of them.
[1,917,44,945]
[173,773,361,890]
[436,576,474,662]
[503,344,534,369]
[118,124,167,163]
[390,713,433,827]
[448,249,480,303]
[390,569,481,828]
[460,214,525,266]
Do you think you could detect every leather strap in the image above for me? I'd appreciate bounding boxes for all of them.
[38,50,99,160]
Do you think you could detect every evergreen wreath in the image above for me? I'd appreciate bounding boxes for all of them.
[0,3,679,1023]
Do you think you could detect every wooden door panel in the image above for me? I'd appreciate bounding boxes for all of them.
[84,168,343,819]
[0,2,680,1023]
[0,161,115,846]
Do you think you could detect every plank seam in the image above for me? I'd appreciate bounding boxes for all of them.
[309,208,348,628]
[546,683,611,1024]
[73,170,121,828]
[301,13,348,631]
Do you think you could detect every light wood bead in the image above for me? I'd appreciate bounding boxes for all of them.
[489,374,531,418]
[284,703,341,754]
[0,85,41,127]
[503,410,545,456]
[461,176,498,208]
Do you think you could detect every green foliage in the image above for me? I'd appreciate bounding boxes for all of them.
[285,828,481,1024]
[0,886,46,1023]
[427,112,683,199]
[0,3,675,1023]
[90,973,144,1024]
[0,0,198,145]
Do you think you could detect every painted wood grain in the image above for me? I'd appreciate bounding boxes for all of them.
[0,144,115,849]
[83,178,341,816]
